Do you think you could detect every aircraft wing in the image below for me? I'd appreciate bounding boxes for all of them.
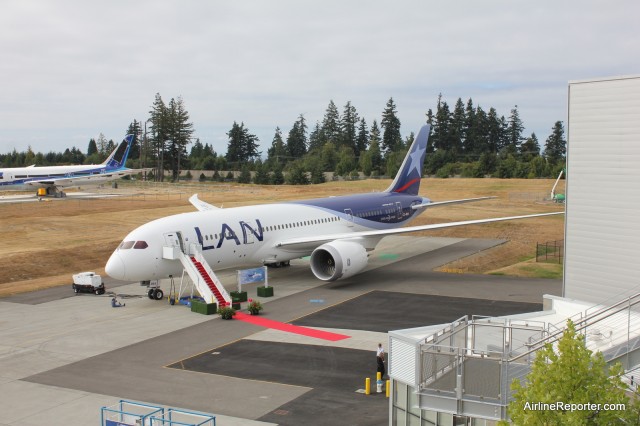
[189,194,219,211]
[275,211,563,248]
[411,196,496,210]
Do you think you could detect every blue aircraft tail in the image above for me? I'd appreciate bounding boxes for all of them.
[384,124,430,196]
[102,134,134,170]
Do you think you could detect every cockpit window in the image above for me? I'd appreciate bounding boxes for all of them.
[119,241,135,250]
[133,241,148,249]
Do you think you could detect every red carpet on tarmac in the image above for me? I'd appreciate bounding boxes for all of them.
[235,312,350,341]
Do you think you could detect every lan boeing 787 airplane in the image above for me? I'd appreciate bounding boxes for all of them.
[0,135,138,197]
[106,125,563,301]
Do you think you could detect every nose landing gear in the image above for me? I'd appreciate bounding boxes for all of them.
[148,288,164,300]
[141,280,164,300]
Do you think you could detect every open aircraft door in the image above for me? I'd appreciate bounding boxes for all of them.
[163,232,185,253]
[344,208,354,228]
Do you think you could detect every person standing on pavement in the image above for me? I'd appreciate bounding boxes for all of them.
[377,343,386,379]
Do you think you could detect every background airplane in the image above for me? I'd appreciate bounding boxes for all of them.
[105,125,563,301]
[0,135,139,197]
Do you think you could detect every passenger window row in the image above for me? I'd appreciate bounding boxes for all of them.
[201,216,341,241]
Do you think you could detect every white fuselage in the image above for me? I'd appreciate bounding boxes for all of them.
[105,202,388,282]
[0,164,119,190]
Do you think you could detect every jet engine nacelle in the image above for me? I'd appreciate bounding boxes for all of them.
[310,240,368,281]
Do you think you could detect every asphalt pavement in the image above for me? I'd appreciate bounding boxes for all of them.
[1,236,562,426]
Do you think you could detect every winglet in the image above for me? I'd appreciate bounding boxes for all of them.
[384,124,430,196]
[102,135,134,169]
[189,194,219,212]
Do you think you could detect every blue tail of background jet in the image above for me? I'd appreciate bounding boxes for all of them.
[384,124,430,196]
[102,134,134,170]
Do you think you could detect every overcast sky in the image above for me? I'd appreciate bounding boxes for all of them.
[1,0,638,156]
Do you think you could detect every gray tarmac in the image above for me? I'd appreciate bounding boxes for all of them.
[0,236,562,426]
[0,191,128,205]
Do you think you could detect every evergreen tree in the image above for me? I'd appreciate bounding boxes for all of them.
[477,151,497,176]
[520,132,540,162]
[471,105,490,156]
[225,121,259,166]
[267,127,287,166]
[528,155,548,178]
[24,146,35,166]
[252,159,270,184]
[544,121,566,164]
[87,139,98,156]
[126,119,143,161]
[148,93,169,180]
[381,97,402,154]
[270,163,285,185]
[487,107,503,153]
[359,149,373,176]
[368,121,383,174]
[334,146,355,177]
[238,165,252,184]
[356,118,369,158]
[340,101,359,154]
[431,94,451,152]
[307,121,323,153]
[165,97,194,181]
[495,154,518,178]
[286,114,307,158]
[404,132,414,148]
[425,108,435,153]
[449,97,466,159]
[320,142,338,172]
[462,99,477,159]
[508,320,637,425]
[385,149,406,178]
[306,156,326,184]
[285,160,309,185]
[359,135,382,177]
[506,105,524,156]
[320,100,341,146]
[96,133,109,156]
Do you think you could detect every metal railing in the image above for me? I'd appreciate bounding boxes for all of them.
[414,293,640,420]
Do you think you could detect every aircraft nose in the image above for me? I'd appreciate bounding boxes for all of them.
[105,252,126,280]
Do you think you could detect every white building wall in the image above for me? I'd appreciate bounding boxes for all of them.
[564,75,640,304]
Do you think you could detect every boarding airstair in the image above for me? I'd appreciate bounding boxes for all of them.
[176,247,231,307]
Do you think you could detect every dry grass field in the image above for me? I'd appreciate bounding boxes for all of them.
[0,177,565,297]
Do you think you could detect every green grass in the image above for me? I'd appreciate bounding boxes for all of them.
[521,264,563,279]
[489,261,563,279]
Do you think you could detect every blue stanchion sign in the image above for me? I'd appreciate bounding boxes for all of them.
[238,267,266,285]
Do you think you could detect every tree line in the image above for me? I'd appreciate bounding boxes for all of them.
[0,94,566,184]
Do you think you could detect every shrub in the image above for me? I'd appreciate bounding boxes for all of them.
[247,300,263,315]
[217,305,236,320]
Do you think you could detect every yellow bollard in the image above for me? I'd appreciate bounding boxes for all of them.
[386,380,390,398]
[376,372,381,381]
[365,377,371,395]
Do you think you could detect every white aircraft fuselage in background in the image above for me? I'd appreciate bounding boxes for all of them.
[0,135,137,196]
[105,125,563,285]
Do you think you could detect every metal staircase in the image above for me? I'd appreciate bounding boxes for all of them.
[176,247,231,307]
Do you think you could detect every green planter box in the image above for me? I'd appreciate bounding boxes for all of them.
[232,302,242,310]
[230,291,248,302]
[257,286,274,297]
[191,300,217,315]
